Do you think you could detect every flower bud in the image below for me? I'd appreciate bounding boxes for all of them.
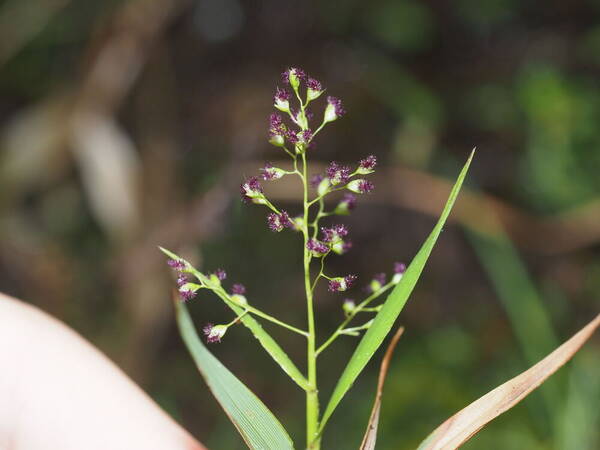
[230,283,248,306]
[267,211,293,232]
[331,241,345,255]
[392,262,406,284]
[298,129,313,146]
[347,179,374,194]
[334,193,357,215]
[317,177,330,196]
[261,163,285,181]
[328,274,357,292]
[241,176,267,204]
[284,67,306,90]
[356,155,377,175]
[231,294,248,306]
[293,109,309,130]
[324,96,345,123]
[179,284,197,301]
[327,161,350,186]
[290,215,305,231]
[343,298,356,315]
[321,224,348,242]
[167,259,186,271]
[269,132,285,147]
[368,273,386,293]
[268,114,286,147]
[231,283,246,295]
[307,238,329,256]
[203,323,228,343]
[208,269,226,286]
[274,88,290,112]
[306,77,324,101]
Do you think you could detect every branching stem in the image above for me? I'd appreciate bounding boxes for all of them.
[315,282,395,357]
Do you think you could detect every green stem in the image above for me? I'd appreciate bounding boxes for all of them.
[244,304,308,337]
[310,256,326,292]
[307,186,345,207]
[217,291,308,337]
[311,197,325,239]
[226,308,249,327]
[312,119,327,139]
[302,151,320,449]
[315,282,394,356]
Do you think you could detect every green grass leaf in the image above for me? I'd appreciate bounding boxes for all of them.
[160,246,309,391]
[319,150,474,432]
[176,299,295,450]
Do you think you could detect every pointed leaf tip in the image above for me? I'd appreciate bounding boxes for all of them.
[319,154,473,431]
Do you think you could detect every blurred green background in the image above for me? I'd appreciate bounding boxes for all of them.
[0,0,599,448]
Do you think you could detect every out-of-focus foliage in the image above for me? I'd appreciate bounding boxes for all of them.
[0,1,598,449]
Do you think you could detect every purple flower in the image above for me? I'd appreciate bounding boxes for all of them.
[307,238,329,256]
[285,129,299,145]
[344,274,357,288]
[232,283,246,295]
[306,77,324,100]
[359,180,374,193]
[328,274,357,292]
[324,96,345,122]
[328,279,342,292]
[275,87,290,102]
[213,269,227,281]
[274,87,291,112]
[270,113,283,127]
[293,68,307,80]
[392,262,406,283]
[261,162,284,181]
[321,224,349,242]
[167,259,185,271]
[358,155,377,174]
[203,323,227,344]
[267,211,293,232]
[328,96,345,116]
[241,176,264,203]
[268,114,286,147]
[176,274,188,287]
[347,179,374,194]
[394,262,406,274]
[374,273,386,285]
[282,67,306,88]
[298,129,313,145]
[306,77,322,92]
[326,161,351,185]
[331,240,352,256]
[334,193,357,215]
[179,287,196,302]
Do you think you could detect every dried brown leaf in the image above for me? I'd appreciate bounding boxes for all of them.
[360,326,405,450]
[418,314,600,450]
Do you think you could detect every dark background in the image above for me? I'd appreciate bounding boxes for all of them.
[0,0,599,448]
